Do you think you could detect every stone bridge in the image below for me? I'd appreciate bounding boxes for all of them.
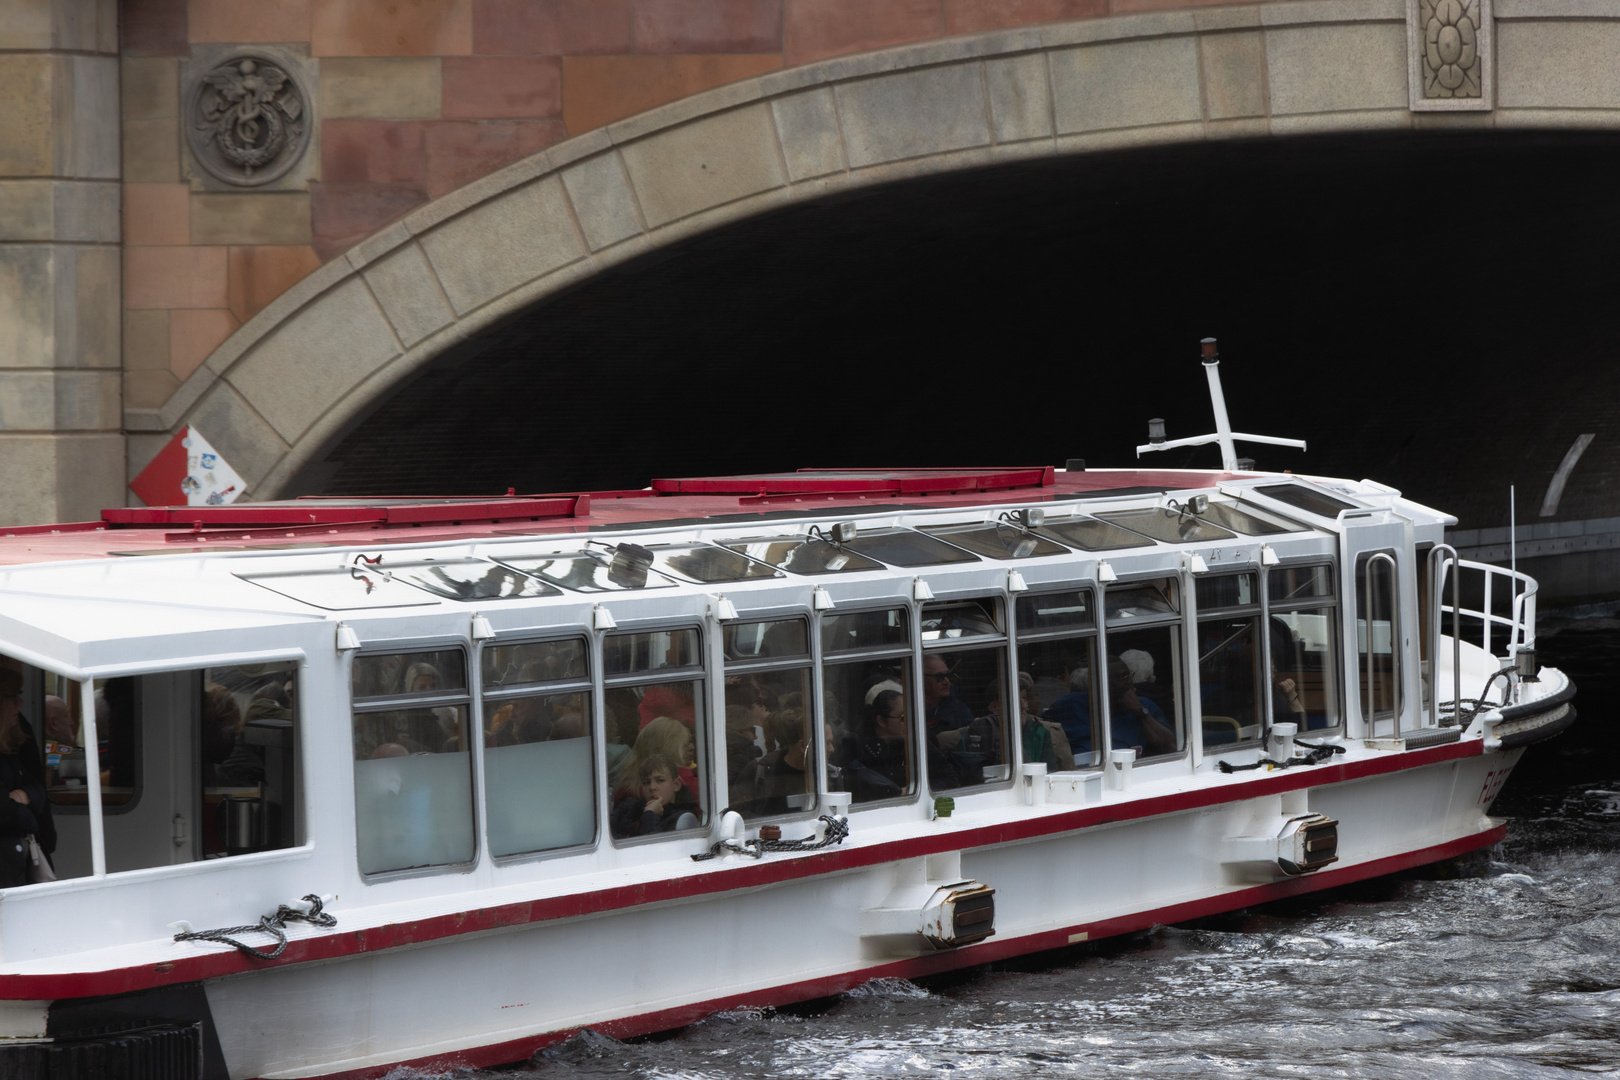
[6,0,1620,584]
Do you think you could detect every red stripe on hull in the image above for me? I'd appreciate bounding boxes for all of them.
[299,823,1507,1080]
[6,739,1481,1000]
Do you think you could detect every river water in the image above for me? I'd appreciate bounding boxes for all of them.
[434,612,1620,1080]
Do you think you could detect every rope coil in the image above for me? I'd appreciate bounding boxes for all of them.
[173,894,336,960]
[692,814,849,862]
[1217,738,1346,774]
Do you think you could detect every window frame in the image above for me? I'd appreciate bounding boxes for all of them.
[1193,570,1265,750]
[919,595,1016,793]
[721,610,822,824]
[820,602,918,811]
[1266,560,1345,735]
[1013,584,1102,771]
[1099,575,1186,764]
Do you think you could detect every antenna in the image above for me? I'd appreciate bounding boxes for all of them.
[1136,338,1308,470]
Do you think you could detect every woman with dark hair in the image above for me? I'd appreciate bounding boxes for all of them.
[0,669,54,887]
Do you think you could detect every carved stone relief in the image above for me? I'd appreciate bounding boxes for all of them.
[183,49,313,187]
[1408,0,1493,111]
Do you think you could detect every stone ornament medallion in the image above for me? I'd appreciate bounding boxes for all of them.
[1408,0,1492,111]
[185,52,312,186]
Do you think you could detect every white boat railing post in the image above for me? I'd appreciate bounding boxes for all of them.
[1364,552,1399,738]
[78,678,106,878]
[1428,544,1461,726]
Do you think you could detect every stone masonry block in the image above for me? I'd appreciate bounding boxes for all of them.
[1498,22,1620,110]
[419,175,585,313]
[0,181,114,244]
[169,308,240,381]
[561,54,783,134]
[56,245,119,369]
[226,276,400,443]
[947,0,1105,34]
[560,151,645,251]
[227,245,323,323]
[1265,23,1407,115]
[771,87,846,180]
[121,58,178,123]
[362,242,456,346]
[783,0,945,67]
[1200,31,1267,119]
[0,245,53,368]
[620,103,787,228]
[312,0,474,56]
[125,246,230,309]
[123,118,182,183]
[1049,37,1203,134]
[189,0,315,43]
[190,193,315,246]
[66,56,120,180]
[986,52,1055,143]
[123,309,170,372]
[837,63,992,168]
[471,0,634,56]
[320,58,443,120]
[0,433,124,525]
[631,0,785,54]
[182,382,287,490]
[0,0,53,50]
[124,368,181,409]
[0,55,56,177]
[441,56,563,118]
[53,370,121,429]
[0,372,54,430]
[124,183,190,246]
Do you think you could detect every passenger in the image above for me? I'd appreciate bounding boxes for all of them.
[43,696,74,747]
[602,689,642,782]
[609,753,691,838]
[371,742,410,759]
[838,689,959,801]
[0,669,54,886]
[1043,667,1095,755]
[724,703,763,800]
[1120,649,1176,720]
[547,706,586,741]
[1017,672,1074,772]
[1106,657,1176,757]
[637,682,695,729]
[922,656,973,747]
[751,708,821,815]
[624,716,700,805]
[1272,662,1308,724]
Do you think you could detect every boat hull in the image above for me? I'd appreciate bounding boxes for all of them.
[202,745,1521,1080]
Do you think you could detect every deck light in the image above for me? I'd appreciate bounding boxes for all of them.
[812,586,835,611]
[1148,418,1166,445]
[831,521,858,544]
[713,595,740,621]
[593,604,618,630]
[1261,545,1280,566]
[1515,647,1539,682]
[912,578,935,601]
[335,623,361,651]
[1098,561,1118,582]
[1007,569,1029,593]
[1188,494,1209,516]
[470,613,495,641]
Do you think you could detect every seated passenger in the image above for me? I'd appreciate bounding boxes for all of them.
[1043,667,1095,755]
[1106,657,1176,757]
[609,753,692,838]
[1121,649,1176,721]
[1018,672,1074,771]
[922,657,973,746]
[628,716,700,805]
[750,708,820,816]
[837,689,958,802]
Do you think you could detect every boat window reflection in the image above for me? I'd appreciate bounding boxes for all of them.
[920,523,1069,560]
[1015,591,1096,770]
[826,607,915,807]
[1105,578,1183,761]
[1269,563,1342,732]
[719,536,885,575]
[605,627,708,842]
[1032,516,1155,552]
[723,619,819,820]
[921,598,1012,792]
[1195,573,1262,747]
[1097,507,1239,545]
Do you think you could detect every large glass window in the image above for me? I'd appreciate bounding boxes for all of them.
[480,638,595,857]
[1015,590,1096,771]
[824,608,914,806]
[1103,578,1182,760]
[723,618,817,819]
[1268,564,1342,732]
[1354,554,1400,727]
[605,628,708,841]
[1098,507,1238,545]
[351,648,475,875]
[920,599,1011,791]
[1196,573,1262,747]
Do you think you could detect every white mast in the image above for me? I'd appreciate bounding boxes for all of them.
[1136,337,1308,468]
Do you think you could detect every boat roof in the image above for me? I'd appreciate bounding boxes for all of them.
[0,466,1241,566]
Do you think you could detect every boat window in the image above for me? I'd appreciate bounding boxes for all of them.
[921,598,1012,792]
[494,547,679,592]
[1201,502,1307,536]
[719,536,885,575]
[1268,563,1342,732]
[1254,483,1360,518]
[1354,554,1401,729]
[238,567,440,609]
[30,658,304,882]
[1104,578,1179,623]
[1096,507,1238,544]
[824,606,915,807]
[384,558,561,601]
[1105,579,1183,761]
[919,523,1069,560]
[352,648,476,875]
[648,543,783,584]
[1015,590,1098,770]
[841,529,981,568]
[481,636,595,858]
[1196,574,1263,749]
[1032,516,1155,552]
[605,628,708,842]
[723,618,817,821]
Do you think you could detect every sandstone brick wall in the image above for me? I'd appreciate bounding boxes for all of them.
[116,0,1244,421]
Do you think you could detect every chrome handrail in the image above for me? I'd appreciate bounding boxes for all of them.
[1432,556,1539,712]
[1427,544,1460,726]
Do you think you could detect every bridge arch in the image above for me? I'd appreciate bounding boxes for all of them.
[151,0,1609,498]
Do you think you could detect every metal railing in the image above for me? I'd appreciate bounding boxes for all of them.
[1428,547,1538,723]
[1363,551,1400,736]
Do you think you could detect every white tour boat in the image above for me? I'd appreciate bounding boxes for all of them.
[0,351,1573,1080]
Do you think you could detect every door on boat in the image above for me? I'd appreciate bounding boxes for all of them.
[1338,510,1418,739]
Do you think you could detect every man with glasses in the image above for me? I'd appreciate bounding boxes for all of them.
[922,656,973,747]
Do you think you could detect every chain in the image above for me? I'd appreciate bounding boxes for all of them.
[692,814,849,862]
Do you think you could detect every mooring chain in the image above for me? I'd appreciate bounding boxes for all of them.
[1217,738,1347,774]
[173,894,337,960]
[692,814,850,862]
